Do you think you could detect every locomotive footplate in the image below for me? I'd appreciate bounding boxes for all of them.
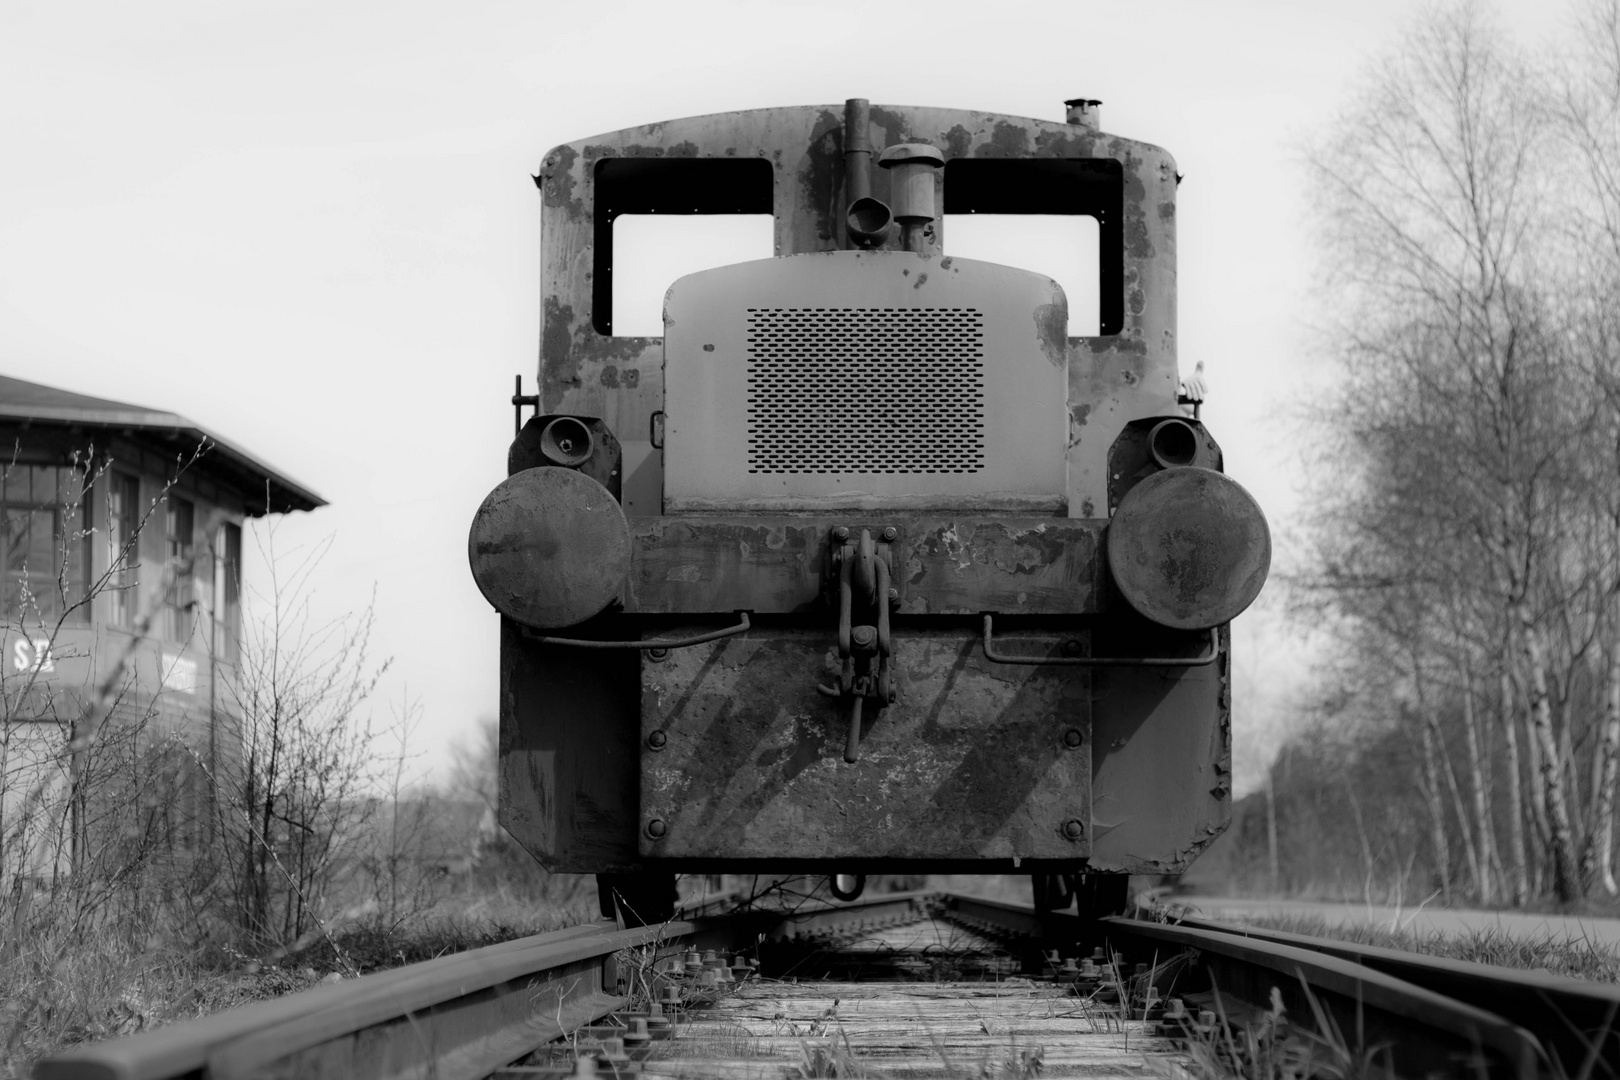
[639,625,1091,860]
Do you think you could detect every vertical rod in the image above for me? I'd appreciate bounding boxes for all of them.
[843,99,871,249]
[845,696,864,764]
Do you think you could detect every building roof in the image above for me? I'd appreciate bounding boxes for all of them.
[0,373,325,514]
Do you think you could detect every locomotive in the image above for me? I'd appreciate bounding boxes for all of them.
[468,98,1270,925]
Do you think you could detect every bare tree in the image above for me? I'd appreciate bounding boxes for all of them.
[210,521,388,952]
[1304,2,1598,902]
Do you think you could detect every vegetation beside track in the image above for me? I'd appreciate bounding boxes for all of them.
[1207,912,1620,983]
[1,876,595,1080]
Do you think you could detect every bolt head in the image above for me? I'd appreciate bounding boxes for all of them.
[1063,728,1084,749]
[1062,639,1083,657]
[1062,819,1085,840]
[881,526,898,542]
[646,818,667,839]
[647,647,670,662]
[648,730,668,750]
[851,626,876,647]
[832,526,850,541]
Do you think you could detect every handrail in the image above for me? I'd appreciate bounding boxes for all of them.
[529,613,750,650]
[980,615,1218,667]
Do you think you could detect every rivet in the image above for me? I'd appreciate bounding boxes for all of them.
[648,730,668,750]
[647,647,670,661]
[832,526,850,541]
[1062,819,1085,840]
[1062,639,1083,657]
[881,526,898,542]
[1063,728,1084,749]
[646,819,668,839]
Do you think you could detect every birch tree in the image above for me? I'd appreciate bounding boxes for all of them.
[1307,3,1593,901]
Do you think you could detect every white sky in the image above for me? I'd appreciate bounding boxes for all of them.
[0,0,1569,795]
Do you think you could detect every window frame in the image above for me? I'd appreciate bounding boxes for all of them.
[0,463,93,626]
[106,472,141,629]
[212,520,241,665]
[590,156,776,336]
[163,496,195,644]
[941,157,1126,336]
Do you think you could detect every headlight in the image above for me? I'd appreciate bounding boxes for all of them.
[1106,466,1270,630]
[468,467,629,629]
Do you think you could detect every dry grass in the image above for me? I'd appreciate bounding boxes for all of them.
[3,876,597,1079]
[1206,912,1620,983]
[1160,986,1386,1080]
[0,923,335,1080]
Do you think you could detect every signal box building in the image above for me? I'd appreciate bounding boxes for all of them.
[0,373,322,877]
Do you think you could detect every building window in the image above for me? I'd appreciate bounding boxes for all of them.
[164,497,194,644]
[213,522,241,664]
[1,465,90,625]
[106,474,141,628]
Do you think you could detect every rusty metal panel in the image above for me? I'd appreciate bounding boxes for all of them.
[639,628,1091,860]
[498,622,641,872]
[534,105,1182,522]
[1088,628,1229,874]
[626,516,1104,615]
[663,251,1068,514]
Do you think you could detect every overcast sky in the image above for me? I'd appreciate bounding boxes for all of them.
[0,0,1569,794]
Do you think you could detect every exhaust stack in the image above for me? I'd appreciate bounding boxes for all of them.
[843,98,893,249]
[878,143,945,253]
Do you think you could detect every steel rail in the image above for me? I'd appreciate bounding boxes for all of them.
[33,917,740,1080]
[935,896,1568,1080]
[1169,915,1620,1079]
[1101,918,1545,1078]
[34,892,1614,1080]
[30,891,935,1080]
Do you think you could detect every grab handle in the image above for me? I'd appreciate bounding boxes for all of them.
[529,613,750,650]
[981,615,1217,667]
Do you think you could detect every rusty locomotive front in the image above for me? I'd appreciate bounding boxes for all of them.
[468,98,1270,924]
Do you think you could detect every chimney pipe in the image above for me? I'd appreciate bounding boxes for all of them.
[843,98,893,249]
[1064,98,1102,132]
[878,143,945,253]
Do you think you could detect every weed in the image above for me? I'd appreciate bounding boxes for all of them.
[1207,912,1620,983]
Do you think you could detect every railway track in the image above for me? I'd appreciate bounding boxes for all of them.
[32,890,1620,1080]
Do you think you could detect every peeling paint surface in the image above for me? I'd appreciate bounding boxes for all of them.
[626,516,1104,615]
[1088,630,1229,873]
[1034,299,1068,367]
[500,624,641,872]
[640,629,1090,860]
[505,101,1232,875]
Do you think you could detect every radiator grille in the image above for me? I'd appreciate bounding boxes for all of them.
[744,308,986,474]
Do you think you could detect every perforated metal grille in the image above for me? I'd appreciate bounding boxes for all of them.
[744,308,986,474]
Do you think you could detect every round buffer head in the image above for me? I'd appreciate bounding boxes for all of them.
[468,467,630,629]
[1106,466,1270,630]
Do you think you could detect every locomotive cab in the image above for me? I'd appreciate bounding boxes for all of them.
[469,98,1269,925]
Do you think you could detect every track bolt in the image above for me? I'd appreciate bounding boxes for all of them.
[832,526,850,541]
[1062,819,1085,840]
[1063,728,1084,749]
[887,586,899,603]
[646,818,668,839]
[648,730,668,750]
[647,647,670,661]
[881,526,898,542]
